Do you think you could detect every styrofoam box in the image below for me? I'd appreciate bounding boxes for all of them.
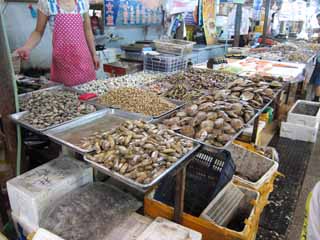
[33,228,65,240]
[280,121,319,143]
[11,211,38,239]
[7,155,93,227]
[287,100,320,127]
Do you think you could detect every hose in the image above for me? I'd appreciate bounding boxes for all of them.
[0,13,22,175]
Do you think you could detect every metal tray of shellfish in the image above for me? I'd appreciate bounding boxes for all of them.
[43,109,153,154]
[150,112,248,151]
[87,97,186,119]
[83,142,201,191]
[10,103,101,134]
[18,85,86,103]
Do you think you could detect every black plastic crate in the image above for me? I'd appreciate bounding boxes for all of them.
[154,149,236,217]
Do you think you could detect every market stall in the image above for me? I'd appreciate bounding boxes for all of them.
[2,0,320,238]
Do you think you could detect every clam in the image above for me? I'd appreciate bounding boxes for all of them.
[231,119,244,130]
[180,126,195,138]
[185,104,199,117]
[241,92,254,101]
[270,81,283,88]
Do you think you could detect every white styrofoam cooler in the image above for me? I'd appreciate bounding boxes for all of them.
[7,155,93,227]
[280,121,319,143]
[287,100,320,127]
[11,211,38,239]
[33,229,64,240]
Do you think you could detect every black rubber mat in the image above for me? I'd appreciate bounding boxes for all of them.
[257,135,314,239]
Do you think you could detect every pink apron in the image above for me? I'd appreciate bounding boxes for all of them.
[51,0,96,86]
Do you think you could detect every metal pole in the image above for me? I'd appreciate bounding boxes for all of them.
[233,4,242,47]
[262,0,271,44]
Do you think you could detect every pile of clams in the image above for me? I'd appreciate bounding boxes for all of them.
[225,78,283,109]
[85,120,195,184]
[98,87,176,117]
[161,94,256,147]
[20,90,96,129]
[162,84,204,102]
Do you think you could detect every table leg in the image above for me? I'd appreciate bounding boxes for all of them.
[173,167,186,224]
[251,116,260,144]
[274,93,282,120]
[285,83,291,104]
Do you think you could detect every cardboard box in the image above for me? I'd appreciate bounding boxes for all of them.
[7,156,93,227]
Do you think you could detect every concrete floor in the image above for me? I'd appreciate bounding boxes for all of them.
[286,133,320,239]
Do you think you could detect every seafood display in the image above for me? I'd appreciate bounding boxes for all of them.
[271,43,298,52]
[285,51,314,63]
[162,68,239,90]
[74,79,110,95]
[146,69,245,101]
[225,78,284,109]
[85,120,195,184]
[293,41,320,52]
[250,51,284,61]
[162,84,204,102]
[19,90,96,129]
[98,87,177,117]
[107,72,166,89]
[161,94,256,147]
[75,72,166,95]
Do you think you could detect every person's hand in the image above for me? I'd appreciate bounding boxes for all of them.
[93,55,100,70]
[15,46,31,60]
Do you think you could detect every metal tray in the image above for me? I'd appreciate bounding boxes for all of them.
[10,103,99,133]
[44,109,153,154]
[89,97,185,119]
[84,142,201,191]
[18,85,65,99]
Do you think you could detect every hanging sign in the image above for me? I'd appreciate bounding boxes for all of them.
[202,0,217,44]
[105,0,163,26]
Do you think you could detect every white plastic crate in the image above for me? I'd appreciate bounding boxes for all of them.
[287,100,320,127]
[227,144,279,190]
[280,121,319,143]
[144,53,188,73]
[200,182,259,229]
[7,155,93,227]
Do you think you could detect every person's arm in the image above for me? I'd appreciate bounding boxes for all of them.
[83,13,99,70]
[15,10,48,60]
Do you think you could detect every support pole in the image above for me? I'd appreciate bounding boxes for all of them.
[262,0,271,44]
[0,13,17,179]
[233,4,242,47]
[173,167,186,223]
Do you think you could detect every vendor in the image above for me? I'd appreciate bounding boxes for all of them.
[227,5,251,47]
[271,8,280,37]
[309,13,320,101]
[15,0,99,86]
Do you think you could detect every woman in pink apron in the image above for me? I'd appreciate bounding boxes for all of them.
[16,0,98,86]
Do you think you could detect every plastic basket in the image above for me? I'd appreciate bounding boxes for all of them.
[227,144,279,191]
[154,39,195,56]
[144,54,188,73]
[145,181,267,240]
[154,149,235,217]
